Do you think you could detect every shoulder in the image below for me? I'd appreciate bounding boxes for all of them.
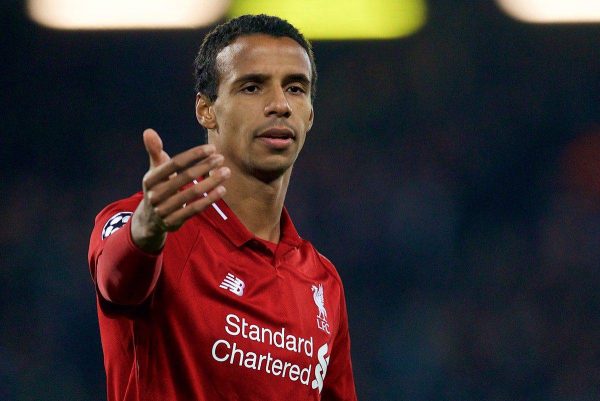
[90,192,143,244]
[88,192,145,277]
[94,192,143,223]
[302,240,345,289]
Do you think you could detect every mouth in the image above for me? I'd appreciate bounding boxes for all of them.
[256,127,295,149]
[256,127,295,140]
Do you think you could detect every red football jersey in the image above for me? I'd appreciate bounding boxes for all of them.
[88,192,357,401]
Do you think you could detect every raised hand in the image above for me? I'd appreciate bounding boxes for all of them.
[131,128,230,253]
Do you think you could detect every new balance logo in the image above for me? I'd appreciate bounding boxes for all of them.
[219,273,245,296]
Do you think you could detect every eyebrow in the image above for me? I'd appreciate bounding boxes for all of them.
[232,73,268,86]
[284,73,311,87]
[232,73,311,88]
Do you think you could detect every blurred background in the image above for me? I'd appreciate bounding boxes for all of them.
[2,0,600,400]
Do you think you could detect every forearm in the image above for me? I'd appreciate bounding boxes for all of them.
[96,222,163,306]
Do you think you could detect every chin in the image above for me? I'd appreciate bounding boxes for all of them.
[249,161,293,184]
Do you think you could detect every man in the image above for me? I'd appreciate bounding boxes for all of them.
[88,14,357,401]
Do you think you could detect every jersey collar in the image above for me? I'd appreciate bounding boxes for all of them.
[203,198,303,249]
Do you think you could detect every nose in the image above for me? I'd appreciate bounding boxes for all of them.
[264,87,292,118]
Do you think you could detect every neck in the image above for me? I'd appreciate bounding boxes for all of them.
[222,167,292,243]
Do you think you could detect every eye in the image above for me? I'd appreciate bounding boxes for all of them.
[287,85,306,94]
[241,84,260,94]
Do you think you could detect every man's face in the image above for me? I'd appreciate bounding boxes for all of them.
[201,34,314,182]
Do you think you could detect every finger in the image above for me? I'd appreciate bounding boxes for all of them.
[143,144,217,190]
[149,154,224,203]
[143,128,171,169]
[154,167,230,217]
[162,185,227,229]
[146,153,223,206]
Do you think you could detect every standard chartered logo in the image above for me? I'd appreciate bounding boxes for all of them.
[311,343,330,393]
[211,313,330,392]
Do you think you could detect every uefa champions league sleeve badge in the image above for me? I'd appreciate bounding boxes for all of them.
[101,212,133,239]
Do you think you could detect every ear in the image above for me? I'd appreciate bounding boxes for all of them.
[195,93,217,130]
[307,106,314,132]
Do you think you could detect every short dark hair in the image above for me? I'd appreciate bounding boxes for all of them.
[194,14,317,103]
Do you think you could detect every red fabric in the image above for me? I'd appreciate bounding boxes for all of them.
[94,219,163,306]
[88,192,358,401]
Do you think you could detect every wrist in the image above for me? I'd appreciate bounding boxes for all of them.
[131,203,167,254]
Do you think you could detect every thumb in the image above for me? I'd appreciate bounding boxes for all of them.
[143,128,170,169]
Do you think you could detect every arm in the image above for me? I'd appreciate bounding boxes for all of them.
[321,286,358,401]
[90,128,230,306]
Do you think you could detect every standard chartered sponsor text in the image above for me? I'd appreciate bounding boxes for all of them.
[211,313,325,387]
